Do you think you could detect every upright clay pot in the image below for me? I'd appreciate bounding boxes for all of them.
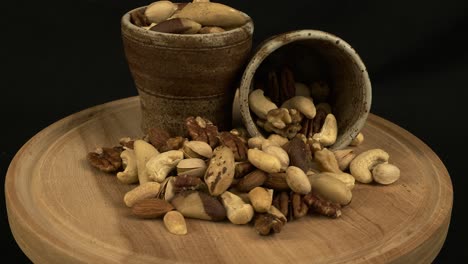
[121,7,253,136]
[238,30,372,149]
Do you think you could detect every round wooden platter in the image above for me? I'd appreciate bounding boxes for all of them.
[5,97,453,264]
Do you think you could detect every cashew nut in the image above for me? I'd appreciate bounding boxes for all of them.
[281,96,316,119]
[248,89,278,120]
[286,166,312,194]
[350,132,364,146]
[247,148,282,173]
[134,139,160,184]
[349,149,389,183]
[117,149,138,184]
[312,113,337,147]
[146,150,184,183]
[372,163,400,185]
[262,145,289,171]
[333,149,356,171]
[220,191,254,224]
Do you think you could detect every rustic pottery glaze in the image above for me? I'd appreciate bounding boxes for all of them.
[238,30,372,149]
[121,7,253,136]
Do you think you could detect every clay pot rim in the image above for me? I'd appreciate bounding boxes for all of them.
[121,6,254,49]
[238,29,372,150]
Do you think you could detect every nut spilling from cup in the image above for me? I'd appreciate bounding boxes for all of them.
[87,115,401,236]
[130,0,249,34]
[248,65,342,147]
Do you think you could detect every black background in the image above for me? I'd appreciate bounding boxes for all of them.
[2,0,467,262]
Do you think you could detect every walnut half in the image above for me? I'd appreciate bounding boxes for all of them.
[185,116,219,148]
[87,146,124,173]
[218,131,248,161]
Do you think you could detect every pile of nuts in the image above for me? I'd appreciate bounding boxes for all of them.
[87,109,401,235]
[130,0,249,34]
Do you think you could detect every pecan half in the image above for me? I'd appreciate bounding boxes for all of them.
[173,174,206,193]
[272,191,309,220]
[254,207,287,236]
[160,136,186,152]
[303,193,342,218]
[267,70,280,105]
[272,191,290,218]
[291,192,309,219]
[185,116,219,148]
[279,66,295,102]
[218,131,248,161]
[87,146,124,173]
[299,118,314,139]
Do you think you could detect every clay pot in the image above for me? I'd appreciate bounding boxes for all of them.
[238,30,372,149]
[121,7,253,136]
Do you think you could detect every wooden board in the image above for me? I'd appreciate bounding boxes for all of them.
[5,97,453,264]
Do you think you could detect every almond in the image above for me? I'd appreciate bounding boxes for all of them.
[131,198,174,219]
[263,172,290,191]
[236,169,267,192]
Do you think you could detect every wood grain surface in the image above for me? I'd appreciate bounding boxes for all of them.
[5,97,453,264]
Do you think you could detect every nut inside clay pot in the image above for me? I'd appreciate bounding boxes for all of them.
[238,30,372,150]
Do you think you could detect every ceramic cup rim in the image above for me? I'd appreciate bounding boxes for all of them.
[121,6,254,49]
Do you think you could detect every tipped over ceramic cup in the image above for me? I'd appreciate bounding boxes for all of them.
[121,5,253,136]
[238,30,372,149]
